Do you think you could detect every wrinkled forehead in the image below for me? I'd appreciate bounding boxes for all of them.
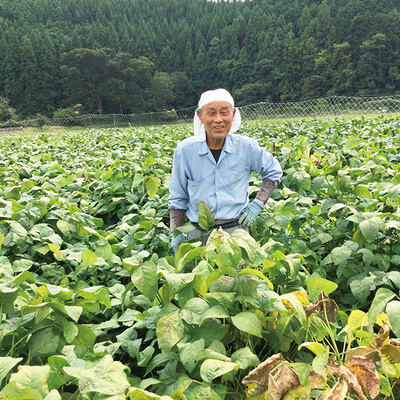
[201,101,233,112]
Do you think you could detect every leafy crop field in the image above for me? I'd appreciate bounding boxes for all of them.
[1,117,400,399]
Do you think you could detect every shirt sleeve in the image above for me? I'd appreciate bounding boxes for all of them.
[168,147,189,210]
[250,140,283,182]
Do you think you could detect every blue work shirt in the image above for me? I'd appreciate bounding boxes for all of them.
[168,133,282,223]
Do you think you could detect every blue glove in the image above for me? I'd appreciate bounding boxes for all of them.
[238,199,265,227]
[171,233,185,253]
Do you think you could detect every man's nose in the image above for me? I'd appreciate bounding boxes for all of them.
[214,112,223,121]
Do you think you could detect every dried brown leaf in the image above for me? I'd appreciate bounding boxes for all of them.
[382,343,400,363]
[390,338,400,348]
[345,356,380,399]
[338,365,368,400]
[323,377,348,400]
[243,354,286,386]
[309,368,327,389]
[328,356,340,375]
[316,292,338,322]
[328,358,369,400]
[373,322,390,349]
[305,293,338,322]
[281,385,311,400]
[268,363,300,400]
[242,354,286,397]
[345,346,380,363]
[304,303,319,318]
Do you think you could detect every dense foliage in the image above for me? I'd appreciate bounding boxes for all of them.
[1,0,400,117]
[0,117,400,399]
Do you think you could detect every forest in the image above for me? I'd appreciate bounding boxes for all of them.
[1,0,400,118]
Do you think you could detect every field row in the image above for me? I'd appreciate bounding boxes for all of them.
[0,117,400,399]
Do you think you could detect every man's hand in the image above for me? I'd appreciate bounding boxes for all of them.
[171,233,185,253]
[238,199,264,226]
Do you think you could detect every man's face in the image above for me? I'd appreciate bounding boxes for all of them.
[197,101,235,145]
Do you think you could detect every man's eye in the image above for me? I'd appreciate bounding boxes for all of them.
[221,111,229,116]
[207,112,216,116]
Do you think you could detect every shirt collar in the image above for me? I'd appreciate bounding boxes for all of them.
[197,134,235,155]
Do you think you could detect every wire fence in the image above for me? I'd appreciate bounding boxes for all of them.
[2,95,400,130]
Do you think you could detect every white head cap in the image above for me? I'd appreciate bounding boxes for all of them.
[193,88,241,141]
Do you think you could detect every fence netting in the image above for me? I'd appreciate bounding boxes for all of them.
[3,95,400,130]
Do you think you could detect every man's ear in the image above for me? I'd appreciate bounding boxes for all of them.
[197,109,203,123]
[232,107,236,117]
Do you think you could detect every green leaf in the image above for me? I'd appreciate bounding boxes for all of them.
[312,347,329,373]
[231,347,259,370]
[200,359,239,383]
[359,217,384,241]
[354,186,372,199]
[10,365,51,398]
[12,270,34,284]
[306,277,338,301]
[231,311,262,337]
[181,298,210,325]
[156,311,184,354]
[330,246,352,265]
[29,327,61,358]
[0,233,4,249]
[63,354,130,395]
[344,136,359,150]
[367,288,396,326]
[76,286,111,308]
[211,229,242,269]
[0,357,23,381]
[187,385,222,400]
[293,169,311,190]
[200,305,229,325]
[52,174,76,188]
[145,176,161,197]
[95,242,113,260]
[164,272,194,294]
[43,390,62,400]
[196,349,230,363]
[386,301,400,334]
[388,271,400,288]
[127,387,164,399]
[205,292,236,309]
[231,229,265,266]
[240,268,273,289]
[0,284,19,314]
[291,363,311,386]
[81,249,97,267]
[131,261,158,302]
[198,201,215,231]
[195,319,226,343]
[72,324,96,349]
[0,381,42,400]
[177,339,205,373]
[387,185,400,207]
[56,220,76,235]
[63,320,79,343]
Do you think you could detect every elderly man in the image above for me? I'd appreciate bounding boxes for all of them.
[168,88,282,253]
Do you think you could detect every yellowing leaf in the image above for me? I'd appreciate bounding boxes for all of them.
[348,310,367,330]
[376,312,391,328]
[48,243,62,259]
